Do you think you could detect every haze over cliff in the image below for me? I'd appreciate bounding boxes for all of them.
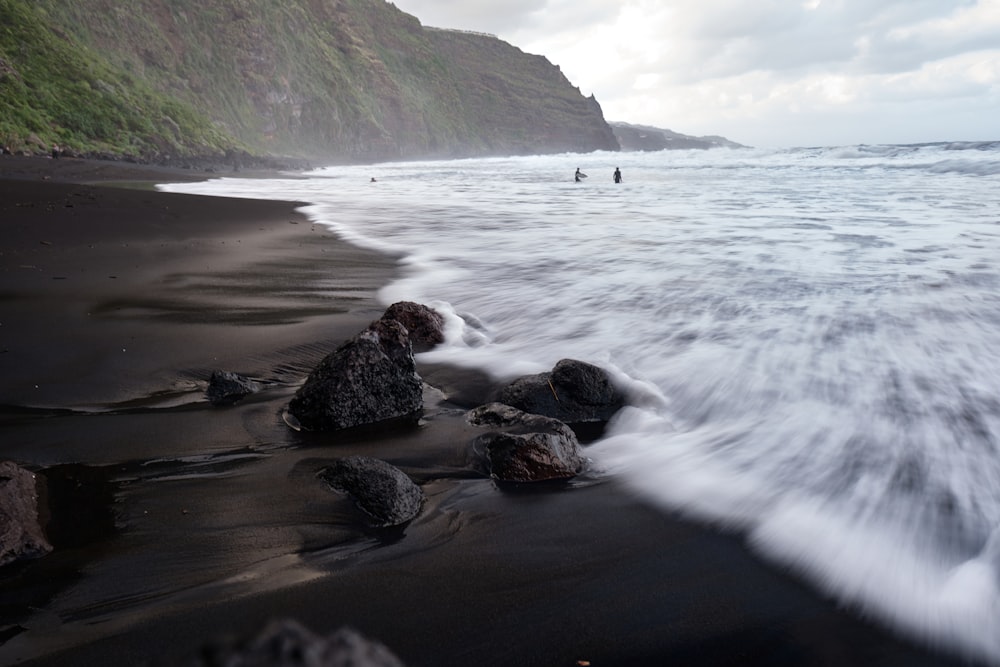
[0,0,619,164]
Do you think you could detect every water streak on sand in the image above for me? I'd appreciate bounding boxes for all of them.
[162,141,1000,664]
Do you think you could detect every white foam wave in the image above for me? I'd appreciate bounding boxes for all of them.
[924,158,1000,177]
[751,501,1000,664]
[591,422,1000,665]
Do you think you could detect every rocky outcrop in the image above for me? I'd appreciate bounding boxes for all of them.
[0,461,52,567]
[196,619,407,667]
[319,456,425,527]
[287,319,423,432]
[206,370,261,406]
[610,121,746,151]
[495,359,625,425]
[381,301,445,352]
[467,403,585,482]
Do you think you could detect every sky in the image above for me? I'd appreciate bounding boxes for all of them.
[389,0,1000,148]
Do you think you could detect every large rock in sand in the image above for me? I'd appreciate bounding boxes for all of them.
[495,358,624,425]
[288,319,423,431]
[319,456,425,527]
[380,301,445,351]
[0,461,53,567]
[467,403,585,482]
[196,618,407,666]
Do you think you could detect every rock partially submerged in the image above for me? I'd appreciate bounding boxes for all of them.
[196,618,407,667]
[206,370,261,406]
[288,319,423,431]
[0,461,52,567]
[467,403,585,482]
[380,301,445,351]
[495,358,624,425]
[319,456,425,527]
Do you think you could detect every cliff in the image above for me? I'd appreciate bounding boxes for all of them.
[0,0,619,163]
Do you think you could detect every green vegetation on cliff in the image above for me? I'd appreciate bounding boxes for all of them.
[0,0,618,162]
[0,0,234,159]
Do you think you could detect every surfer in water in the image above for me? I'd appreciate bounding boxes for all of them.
[575,168,587,182]
[613,167,622,183]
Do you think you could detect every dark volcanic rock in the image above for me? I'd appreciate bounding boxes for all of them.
[206,370,261,406]
[197,618,407,667]
[381,301,445,351]
[467,403,585,482]
[0,461,52,567]
[288,319,423,431]
[496,358,625,424]
[319,456,425,527]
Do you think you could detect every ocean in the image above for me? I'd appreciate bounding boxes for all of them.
[162,141,1000,664]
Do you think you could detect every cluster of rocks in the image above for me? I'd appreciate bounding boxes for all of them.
[2,300,628,664]
[5,300,626,556]
[278,300,625,529]
[182,301,626,663]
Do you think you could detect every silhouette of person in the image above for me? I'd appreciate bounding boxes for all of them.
[613,167,622,183]
[575,168,587,182]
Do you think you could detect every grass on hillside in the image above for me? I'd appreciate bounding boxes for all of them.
[0,0,235,157]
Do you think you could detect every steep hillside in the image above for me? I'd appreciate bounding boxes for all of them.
[0,0,235,160]
[0,0,618,162]
[424,28,617,156]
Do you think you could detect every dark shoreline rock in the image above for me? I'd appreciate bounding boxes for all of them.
[380,301,445,352]
[495,358,625,425]
[206,370,262,406]
[0,461,53,567]
[288,319,423,431]
[467,403,585,483]
[319,456,425,528]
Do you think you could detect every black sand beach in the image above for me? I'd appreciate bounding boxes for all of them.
[0,156,973,666]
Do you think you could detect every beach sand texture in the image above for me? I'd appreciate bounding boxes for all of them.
[0,156,966,666]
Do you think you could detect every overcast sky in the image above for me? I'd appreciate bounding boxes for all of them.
[390,0,999,148]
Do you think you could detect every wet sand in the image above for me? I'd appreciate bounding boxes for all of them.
[0,155,971,666]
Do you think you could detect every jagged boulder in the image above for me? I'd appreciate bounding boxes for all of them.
[380,301,445,351]
[319,456,425,527]
[495,358,624,425]
[467,403,585,482]
[206,370,261,406]
[0,461,52,567]
[196,619,407,667]
[288,319,423,431]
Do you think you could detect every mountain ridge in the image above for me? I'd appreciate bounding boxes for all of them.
[0,0,618,164]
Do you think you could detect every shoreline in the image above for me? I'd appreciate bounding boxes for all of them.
[0,156,974,666]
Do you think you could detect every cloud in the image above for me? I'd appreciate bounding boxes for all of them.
[862,0,1000,72]
[389,0,539,34]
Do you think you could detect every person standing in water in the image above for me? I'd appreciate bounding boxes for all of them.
[613,167,622,183]
[575,168,587,182]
